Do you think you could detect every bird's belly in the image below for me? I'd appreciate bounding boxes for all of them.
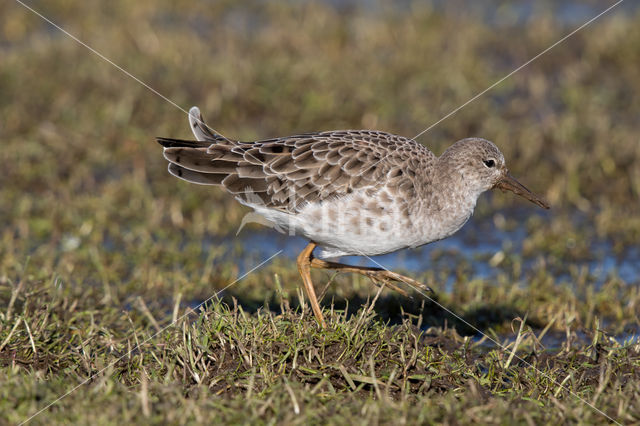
[311,226,417,258]
[293,195,424,258]
[242,190,473,259]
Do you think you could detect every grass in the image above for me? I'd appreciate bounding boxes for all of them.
[2,278,640,424]
[1,0,640,424]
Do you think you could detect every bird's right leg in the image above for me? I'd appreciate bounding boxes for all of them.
[309,258,432,296]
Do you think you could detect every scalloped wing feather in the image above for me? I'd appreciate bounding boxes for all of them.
[158,112,436,213]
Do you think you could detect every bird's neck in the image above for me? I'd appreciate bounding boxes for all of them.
[411,159,480,243]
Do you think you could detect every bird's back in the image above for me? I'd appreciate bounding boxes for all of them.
[158,108,452,257]
[159,129,436,214]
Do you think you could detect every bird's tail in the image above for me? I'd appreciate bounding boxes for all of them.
[155,106,236,184]
[156,107,270,200]
[188,106,223,142]
[155,137,227,186]
[156,137,211,149]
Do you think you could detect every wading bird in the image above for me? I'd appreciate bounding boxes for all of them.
[157,107,549,328]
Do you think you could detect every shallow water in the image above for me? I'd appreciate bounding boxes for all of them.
[472,326,640,353]
[220,211,640,291]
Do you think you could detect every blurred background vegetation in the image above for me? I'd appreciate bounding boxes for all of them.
[1,1,639,423]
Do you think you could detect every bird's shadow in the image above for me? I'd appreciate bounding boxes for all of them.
[220,289,534,336]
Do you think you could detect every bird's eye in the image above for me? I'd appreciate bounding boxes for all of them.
[483,159,495,168]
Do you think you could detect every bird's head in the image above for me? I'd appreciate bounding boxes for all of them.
[438,138,549,209]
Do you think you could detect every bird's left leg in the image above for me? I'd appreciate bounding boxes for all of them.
[296,242,327,328]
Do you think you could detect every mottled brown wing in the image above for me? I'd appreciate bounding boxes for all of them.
[158,130,435,213]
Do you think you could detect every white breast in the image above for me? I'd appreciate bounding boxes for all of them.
[238,186,477,259]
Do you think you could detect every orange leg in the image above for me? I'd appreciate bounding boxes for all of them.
[297,242,327,328]
[310,257,432,295]
[296,242,433,328]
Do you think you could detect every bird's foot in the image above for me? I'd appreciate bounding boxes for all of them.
[363,270,433,297]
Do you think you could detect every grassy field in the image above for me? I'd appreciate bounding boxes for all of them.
[1,0,640,424]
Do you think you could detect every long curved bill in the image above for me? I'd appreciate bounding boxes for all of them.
[493,172,550,209]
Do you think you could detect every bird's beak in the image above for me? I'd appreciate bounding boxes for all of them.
[493,171,550,209]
